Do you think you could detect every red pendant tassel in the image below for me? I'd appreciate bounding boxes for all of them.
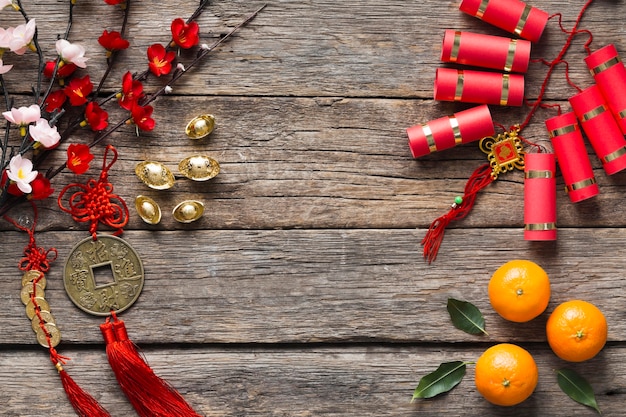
[100,313,202,417]
[51,351,112,417]
[421,163,494,263]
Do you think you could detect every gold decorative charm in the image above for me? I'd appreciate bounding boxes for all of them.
[479,126,525,179]
[135,195,162,225]
[178,155,220,181]
[135,161,175,190]
[172,200,204,223]
[185,114,215,139]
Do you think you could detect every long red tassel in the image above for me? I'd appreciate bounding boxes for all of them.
[100,312,202,417]
[51,351,112,417]
[421,163,494,263]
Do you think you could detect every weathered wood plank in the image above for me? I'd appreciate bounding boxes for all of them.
[1,96,624,232]
[0,0,623,99]
[2,228,625,345]
[1,345,624,416]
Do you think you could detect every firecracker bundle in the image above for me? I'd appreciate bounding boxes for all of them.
[406,0,626,263]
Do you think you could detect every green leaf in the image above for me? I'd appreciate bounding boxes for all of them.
[446,298,488,335]
[556,368,601,414]
[412,361,467,401]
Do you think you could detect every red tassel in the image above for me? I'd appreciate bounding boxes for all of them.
[422,163,494,263]
[50,350,112,417]
[100,313,202,417]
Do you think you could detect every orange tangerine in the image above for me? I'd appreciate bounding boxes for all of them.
[489,260,550,322]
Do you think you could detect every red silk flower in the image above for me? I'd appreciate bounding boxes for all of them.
[43,60,77,79]
[130,103,155,131]
[147,43,175,77]
[118,71,144,111]
[104,0,126,5]
[171,18,199,49]
[98,30,130,53]
[44,90,67,113]
[29,174,54,200]
[64,75,93,106]
[85,102,109,131]
[66,143,94,175]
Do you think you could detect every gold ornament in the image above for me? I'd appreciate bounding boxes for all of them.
[479,126,525,179]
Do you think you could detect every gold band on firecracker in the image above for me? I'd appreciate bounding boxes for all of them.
[514,4,532,36]
[423,124,437,153]
[455,71,465,101]
[601,146,626,163]
[450,31,462,63]
[566,177,597,193]
[581,104,608,122]
[589,56,622,76]
[525,170,553,179]
[451,70,513,105]
[500,74,510,105]
[476,0,489,18]
[524,222,557,231]
[449,116,463,144]
[504,39,518,72]
[548,122,578,138]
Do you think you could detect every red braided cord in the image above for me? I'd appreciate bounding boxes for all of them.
[58,145,129,240]
[3,202,58,272]
[422,163,494,263]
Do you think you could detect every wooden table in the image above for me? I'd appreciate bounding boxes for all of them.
[2,0,625,415]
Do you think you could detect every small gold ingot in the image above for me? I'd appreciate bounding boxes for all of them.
[178,155,220,181]
[135,161,175,190]
[172,200,204,223]
[135,196,162,225]
[185,114,215,139]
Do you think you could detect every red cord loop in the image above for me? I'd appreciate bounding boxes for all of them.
[58,145,129,240]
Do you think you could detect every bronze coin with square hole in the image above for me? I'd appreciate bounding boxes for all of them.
[63,235,144,316]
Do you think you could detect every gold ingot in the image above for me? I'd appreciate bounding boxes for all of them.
[22,270,46,289]
[26,297,49,320]
[135,195,162,225]
[185,114,215,139]
[36,323,61,348]
[172,200,204,223]
[178,155,220,181]
[135,161,175,190]
[21,283,45,305]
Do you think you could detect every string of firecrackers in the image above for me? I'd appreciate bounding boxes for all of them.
[0,1,265,416]
[406,0,626,263]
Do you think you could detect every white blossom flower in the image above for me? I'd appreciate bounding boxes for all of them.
[164,85,173,94]
[7,19,36,55]
[6,154,37,194]
[3,104,41,126]
[177,63,185,72]
[3,104,41,125]
[0,59,12,74]
[29,118,60,149]
[0,0,12,7]
[55,39,88,68]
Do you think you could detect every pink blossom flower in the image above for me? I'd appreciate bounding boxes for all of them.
[0,59,13,74]
[3,104,41,125]
[29,118,61,149]
[0,28,11,49]
[56,39,89,68]
[7,19,36,55]
[6,154,37,194]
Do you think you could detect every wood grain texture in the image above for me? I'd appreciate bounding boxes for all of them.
[2,0,626,416]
